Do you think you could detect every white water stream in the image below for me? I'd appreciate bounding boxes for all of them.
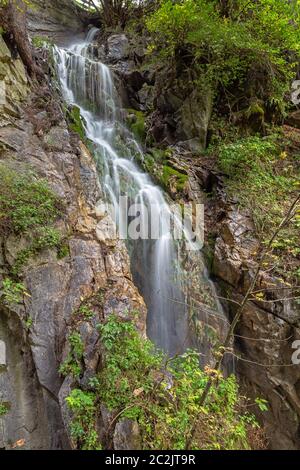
[55,29,225,357]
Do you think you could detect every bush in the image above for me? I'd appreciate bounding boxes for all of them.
[146,0,300,119]
[0,163,62,274]
[66,389,101,450]
[212,135,299,280]
[0,163,61,236]
[66,314,262,450]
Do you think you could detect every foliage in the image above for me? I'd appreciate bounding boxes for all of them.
[74,0,146,27]
[161,164,188,193]
[2,278,28,305]
[0,163,62,275]
[0,402,9,417]
[0,163,60,236]
[59,331,84,379]
[31,35,52,48]
[146,0,300,119]
[127,109,146,142]
[65,314,261,450]
[77,304,95,320]
[211,134,299,281]
[66,389,101,450]
[68,105,86,141]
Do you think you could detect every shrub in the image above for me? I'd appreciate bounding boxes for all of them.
[212,135,299,281]
[0,163,61,236]
[146,0,300,118]
[59,332,84,379]
[66,314,262,450]
[2,278,28,305]
[66,389,101,450]
[0,163,62,274]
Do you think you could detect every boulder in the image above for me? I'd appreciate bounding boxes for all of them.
[113,419,141,450]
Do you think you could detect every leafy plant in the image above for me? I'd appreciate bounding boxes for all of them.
[2,278,28,305]
[0,402,8,417]
[146,0,300,119]
[59,332,84,379]
[211,134,299,281]
[66,389,101,450]
[66,314,262,450]
[0,163,62,274]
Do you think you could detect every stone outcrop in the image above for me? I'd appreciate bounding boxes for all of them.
[27,0,84,46]
[0,36,146,449]
[0,36,28,119]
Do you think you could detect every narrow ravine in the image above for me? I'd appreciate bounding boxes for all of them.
[55,29,225,357]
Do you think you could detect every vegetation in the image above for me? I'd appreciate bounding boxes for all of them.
[0,163,62,276]
[210,134,300,281]
[65,314,263,450]
[0,402,9,417]
[2,278,28,305]
[146,0,300,121]
[0,163,60,236]
[59,332,84,379]
[127,109,146,142]
[0,0,44,78]
[74,0,152,27]
[68,105,86,141]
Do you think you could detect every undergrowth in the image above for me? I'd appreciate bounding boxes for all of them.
[210,135,300,282]
[65,314,264,450]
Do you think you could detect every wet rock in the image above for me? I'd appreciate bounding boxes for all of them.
[27,0,84,46]
[179,88,213,150]
[107,34,130,62]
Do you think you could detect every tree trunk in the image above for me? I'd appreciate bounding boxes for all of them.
[1,0,43,79]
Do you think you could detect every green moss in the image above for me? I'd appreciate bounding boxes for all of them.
[32,36,52,48]
[57,243,70,260]
[127,109,146,142]
[0,163,62,276]
[161,165,188,192]
[68,105,86,140]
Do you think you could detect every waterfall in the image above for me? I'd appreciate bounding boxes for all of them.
[54,29,226,358]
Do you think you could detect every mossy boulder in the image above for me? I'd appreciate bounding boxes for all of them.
[68,105,86,141]
[127,109,146,142]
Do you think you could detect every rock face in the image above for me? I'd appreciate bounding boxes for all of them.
[0,37,146,449]
[0,36,28,119]
[148,144,300,449]
[96,32,212,151]
[213,208,300,449]
[27,0,84,46]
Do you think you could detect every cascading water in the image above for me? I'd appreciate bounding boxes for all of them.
[54,29,227,358]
